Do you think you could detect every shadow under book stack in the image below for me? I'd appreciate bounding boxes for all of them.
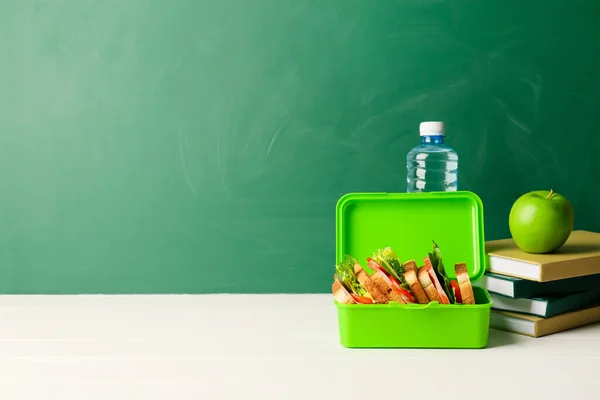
[475,230,600,338]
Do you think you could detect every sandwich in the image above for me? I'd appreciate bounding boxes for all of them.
[416,261,441,303]
[370,247,408,288]
[366,257,415,304]
[332,279,356,304]
[452,263,475,304]
[332,242,477,306]
[403,260,429,304]
[427,241,475,304]
[354,262,391,304]
[416,258,477,305]
[426,241,455,303]
[370,247,417,303]
[332,255,386,304]
[419,256,451,304]
[332,254,415,304]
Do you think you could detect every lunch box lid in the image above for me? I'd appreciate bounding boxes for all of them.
[335,191,486,283]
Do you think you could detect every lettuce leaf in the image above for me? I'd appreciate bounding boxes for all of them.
[335,255,367,297]
[372,247,406,284]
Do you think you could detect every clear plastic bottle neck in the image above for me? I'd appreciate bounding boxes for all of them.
[421,135,444,145]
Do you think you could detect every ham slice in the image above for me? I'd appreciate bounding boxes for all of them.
[424,257,450,304]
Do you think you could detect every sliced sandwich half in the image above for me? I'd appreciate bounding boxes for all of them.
[421,257,451,304]
[366,258,415,304]
[452,263,475,304]
[428,241,455,304]
[354,263,389,304]
[403,260,429,304]
[417,263,441,303]
[333,255,373,304]
[332,278,356,304]
[332,255,389,304]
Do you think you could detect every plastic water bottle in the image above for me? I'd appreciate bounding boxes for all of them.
[406,121,458,192]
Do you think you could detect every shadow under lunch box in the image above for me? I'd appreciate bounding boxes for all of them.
[334,191,493,348]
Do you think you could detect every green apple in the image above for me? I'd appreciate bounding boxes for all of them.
[508,189,575,254]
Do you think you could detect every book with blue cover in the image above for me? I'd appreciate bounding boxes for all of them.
[489,289,600,318]
[475,272,600,298]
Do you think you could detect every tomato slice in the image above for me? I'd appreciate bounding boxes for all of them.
[350,293,373,304]
[451,280,463,304]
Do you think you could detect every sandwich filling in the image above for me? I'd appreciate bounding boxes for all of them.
[451,280,463,304]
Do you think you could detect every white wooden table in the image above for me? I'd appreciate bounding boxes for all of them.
[1,294,599,399]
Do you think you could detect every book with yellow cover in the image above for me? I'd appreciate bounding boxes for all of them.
[485,230,600,282]
[490,304,600,337]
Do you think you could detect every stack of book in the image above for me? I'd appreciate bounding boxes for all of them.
[475,230,600,338]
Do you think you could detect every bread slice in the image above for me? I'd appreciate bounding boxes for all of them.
[332,279,355,304]
[370,269,406,304]
[455,263,475,304]
[417,266,440,302]
[354,263,388,304]
[404,260,429,304]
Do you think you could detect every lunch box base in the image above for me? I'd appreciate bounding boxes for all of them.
[335,286,492,349]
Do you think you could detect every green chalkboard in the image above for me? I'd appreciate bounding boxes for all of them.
[1,0,600,294]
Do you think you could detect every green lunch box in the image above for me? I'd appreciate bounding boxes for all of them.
[334,191,493,348]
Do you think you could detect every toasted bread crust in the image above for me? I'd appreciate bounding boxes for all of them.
[404,260,429,304]
[332,280,355,304]
[455,263,475,304]
[370,270,406,304]
[417,266,440,302]
[354,264,388,304]
[404,260,417,273]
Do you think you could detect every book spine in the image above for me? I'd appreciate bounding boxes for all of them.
[513,280,540,299]
[512,281,526,298]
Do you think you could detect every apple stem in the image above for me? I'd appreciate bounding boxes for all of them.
[546,189,554,199]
